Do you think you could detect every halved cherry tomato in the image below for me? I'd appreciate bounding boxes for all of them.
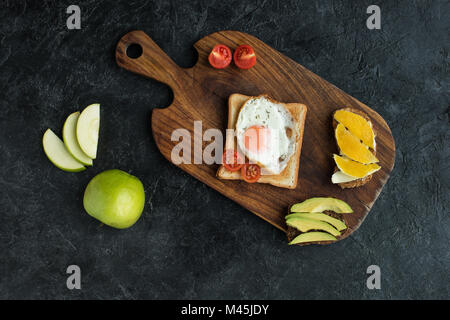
[208,44,232,69]
[233,45,256,69]
[241,163,261,183]
[222,149,244,172]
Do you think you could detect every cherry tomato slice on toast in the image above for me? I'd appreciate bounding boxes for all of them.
[241,163,261,183]
[222,149,244,172]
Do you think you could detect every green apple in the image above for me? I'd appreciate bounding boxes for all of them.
[63,112,93,166]
[290,197,353,213]
[42,129,86,172]
[289,232,337,245]
[76,103,100,159]
[83,169,145,229]
[286,217,340,237]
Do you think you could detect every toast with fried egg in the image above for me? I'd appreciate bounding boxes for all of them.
[217,94,307,189]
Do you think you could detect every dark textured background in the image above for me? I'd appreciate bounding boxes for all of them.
[0,0,448,299]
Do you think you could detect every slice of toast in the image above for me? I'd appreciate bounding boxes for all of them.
[216,94,307,189]
[332,108,377,189]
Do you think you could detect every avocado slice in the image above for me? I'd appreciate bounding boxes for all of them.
[290,197,353,213]
[285,212,347,231]
[289,232,337,245]
[286,217,340,237]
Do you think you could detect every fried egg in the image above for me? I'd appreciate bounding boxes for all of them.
[235,96,296,175]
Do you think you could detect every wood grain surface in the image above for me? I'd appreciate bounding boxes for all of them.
[116,30,396,242]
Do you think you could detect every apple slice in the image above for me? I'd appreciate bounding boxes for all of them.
[76,103,100,159]
[63,112,93,166]
[43,129,86,172]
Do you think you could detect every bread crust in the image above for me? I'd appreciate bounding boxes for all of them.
[216,94,307,189]
[332,108,377,189]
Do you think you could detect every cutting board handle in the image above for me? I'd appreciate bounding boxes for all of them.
[115,30,185,92]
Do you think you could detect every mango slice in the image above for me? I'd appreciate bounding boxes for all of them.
[334,109,376,149]
[335,124,379,164]
[333,154,381,178]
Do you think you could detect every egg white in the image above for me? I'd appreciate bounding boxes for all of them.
[235,96,296,175]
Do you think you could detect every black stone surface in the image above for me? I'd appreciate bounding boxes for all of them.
[0,0,448,299]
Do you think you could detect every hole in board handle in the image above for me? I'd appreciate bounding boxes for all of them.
[126,43,143,59]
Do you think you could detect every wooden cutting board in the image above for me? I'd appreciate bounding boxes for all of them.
[116,30,395,242]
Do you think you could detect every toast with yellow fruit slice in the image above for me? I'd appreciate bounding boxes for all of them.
[331,108,381,188]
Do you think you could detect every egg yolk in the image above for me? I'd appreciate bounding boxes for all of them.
[243,125,271,154]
